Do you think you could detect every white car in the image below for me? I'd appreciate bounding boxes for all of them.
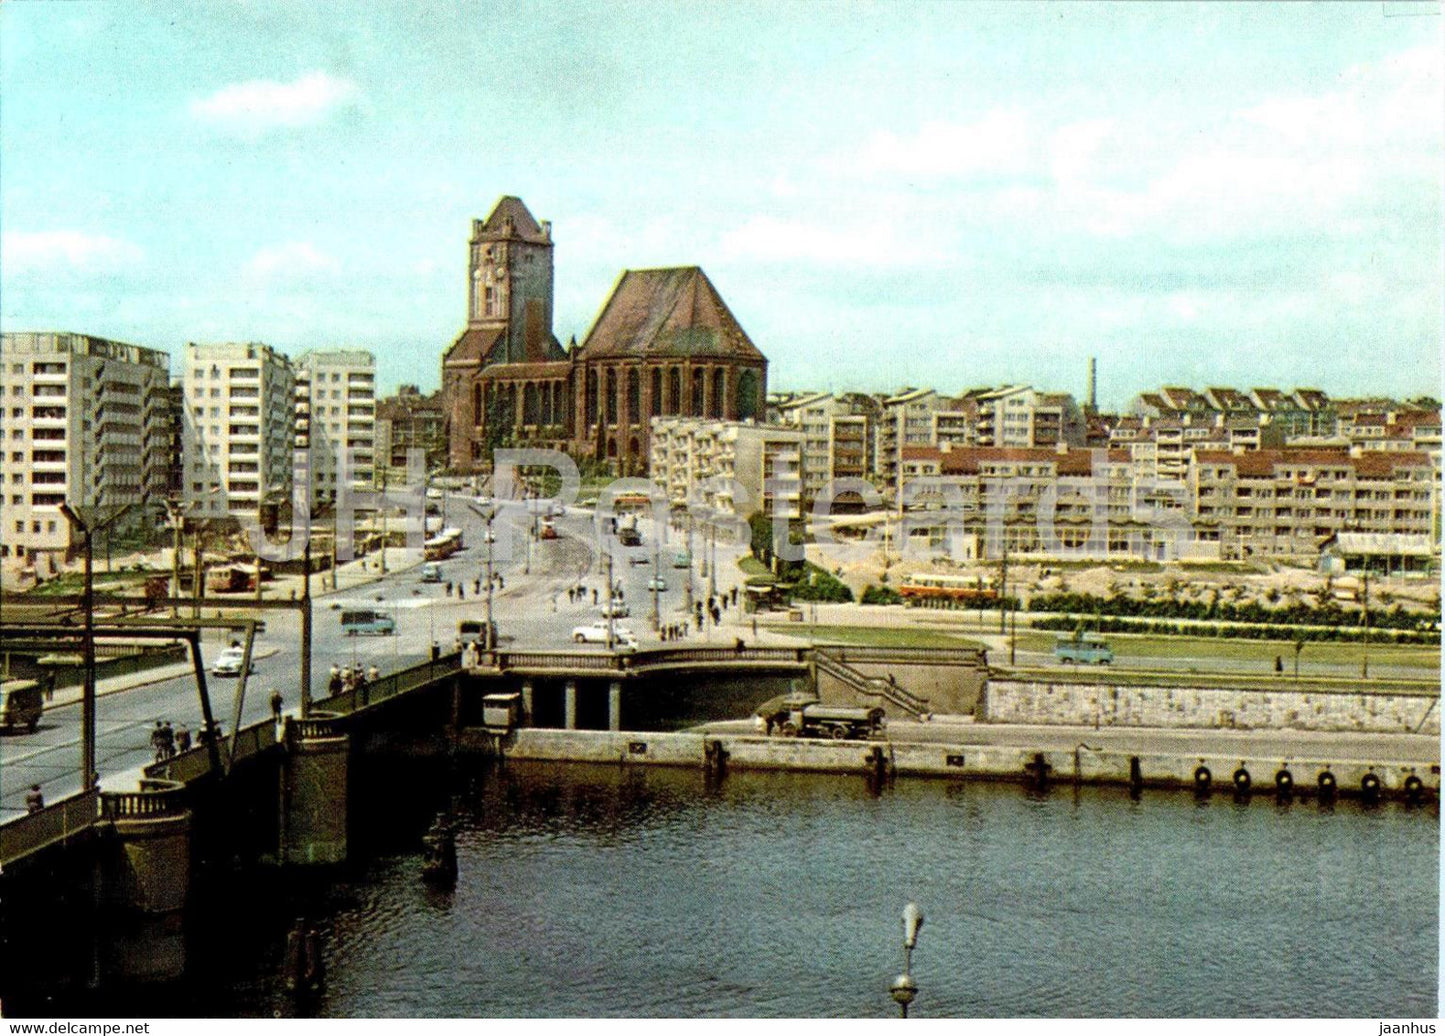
[571,623,638,649]
[646,576,668,592]
[211,645,253,677]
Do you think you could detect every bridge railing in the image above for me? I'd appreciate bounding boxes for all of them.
[315,652,463,714]
[486,645,810,674]
[827,645,986,667]
[101,778,187,821]
[0,789,101,869]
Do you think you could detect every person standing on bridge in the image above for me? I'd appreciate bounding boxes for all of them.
[269,689,284,722]
[175,724,192,753]
[26,785,44,813]
[151,721,167,762]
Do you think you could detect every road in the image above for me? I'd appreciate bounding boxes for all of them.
[0,496,749,817]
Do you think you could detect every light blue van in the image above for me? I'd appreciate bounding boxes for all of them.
[341,609,396,636]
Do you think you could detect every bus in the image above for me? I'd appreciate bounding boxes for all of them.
[424,528,464,561]
[897,573,999,608]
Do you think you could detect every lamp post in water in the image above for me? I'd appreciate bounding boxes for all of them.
[890,902,924,1018]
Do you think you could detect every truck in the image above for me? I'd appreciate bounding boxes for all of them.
[759,700,886,740]
[617,525,642,547]
[0,679,44,734]
[1053,631,1114,665]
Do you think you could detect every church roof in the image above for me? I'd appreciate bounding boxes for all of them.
[442,326,504,369]
[574,267,765,363]
[472,196,551,245]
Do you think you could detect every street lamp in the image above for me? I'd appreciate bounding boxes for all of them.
[163,497,198,618]
[59,495,142,792]
[889,902,924,1018]
[467,502,497,650]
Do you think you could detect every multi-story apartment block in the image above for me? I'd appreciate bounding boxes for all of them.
[1189,448,1437,561]
[294,350,376,499]
[0,331,171,570]
[649,417,803,519]
[774,391,877,504]
[181,343,295,525]
[375,385,447,485]
[874,388,942,494]
[897,444,1185,561]
[960,385,1086,449]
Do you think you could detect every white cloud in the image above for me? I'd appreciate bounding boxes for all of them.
[190,71,360,133]
[718,213,944,267]
[1,230,143,274]
[859,110,1032,179]
[244,241,339,279]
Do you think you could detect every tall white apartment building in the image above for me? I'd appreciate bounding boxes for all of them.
[180,343,295,523]
[0,331,171,570]
[649,417,804,519]
[294,350,376,501]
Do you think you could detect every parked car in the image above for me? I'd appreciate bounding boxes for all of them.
[211,645,254,677]
[0,679,44,734]
[600,600,630,618]
[570,623,638,649]
[421,562,444,583]
[672,551,692,568]
[540,520,558,540]
[1054,632,1113,665]
[646,576,667,592]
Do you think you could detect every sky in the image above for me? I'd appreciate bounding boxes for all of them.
[1,1,1440,410]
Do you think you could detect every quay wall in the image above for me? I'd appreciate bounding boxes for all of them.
[983,678,1440,736]
[490,728,1439,796]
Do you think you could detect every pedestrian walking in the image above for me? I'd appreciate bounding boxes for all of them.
[162,721,176,759]
[367,665,380,683]
[474,578,481,595]
[269,688,284,721]
[26,785,44,813]
[150,721,166,762]
[445,581,453,597]
[458,585,465,600]
[329,667,344,695]
[592,588,598,605]
[175,725,192,753]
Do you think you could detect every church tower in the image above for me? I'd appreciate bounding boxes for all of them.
[467,196,555,363]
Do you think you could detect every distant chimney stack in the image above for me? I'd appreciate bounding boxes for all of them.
[1087,357,1097,414]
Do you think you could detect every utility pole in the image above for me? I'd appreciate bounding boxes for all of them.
[1361,570,1370,679]
[301,534,312,717]
[707,521,717,600]
[61,509,98,791]
[192,524,205,619]
[484,509,495,649]
[379,465,388,575]
[998,535,1010,635]
[684,511,695,616]
[650,538,661,632]
[605,551,616,651]
[165,498,185,619]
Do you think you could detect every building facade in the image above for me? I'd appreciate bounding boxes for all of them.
[180,342,295,525]
[375,385,447,486]
[649,417,803,519]
[294,349,376,499]
[0,331,171,569]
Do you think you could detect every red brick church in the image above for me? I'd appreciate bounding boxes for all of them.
[441,196,767,475]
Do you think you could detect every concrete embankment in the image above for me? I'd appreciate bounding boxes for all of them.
[477,725,1439,801]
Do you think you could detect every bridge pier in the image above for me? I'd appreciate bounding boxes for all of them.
[281,713,349,866]
[98,781,191,984]
[609,680,622,732]
[565,680,578,730]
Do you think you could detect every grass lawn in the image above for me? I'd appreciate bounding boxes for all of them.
[1016,629,1440,672]
[762,622,985,650]
[737,555,774,583]
[23,573,142,596]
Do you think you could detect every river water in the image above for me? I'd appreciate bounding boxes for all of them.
[32,759,1442,1018]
